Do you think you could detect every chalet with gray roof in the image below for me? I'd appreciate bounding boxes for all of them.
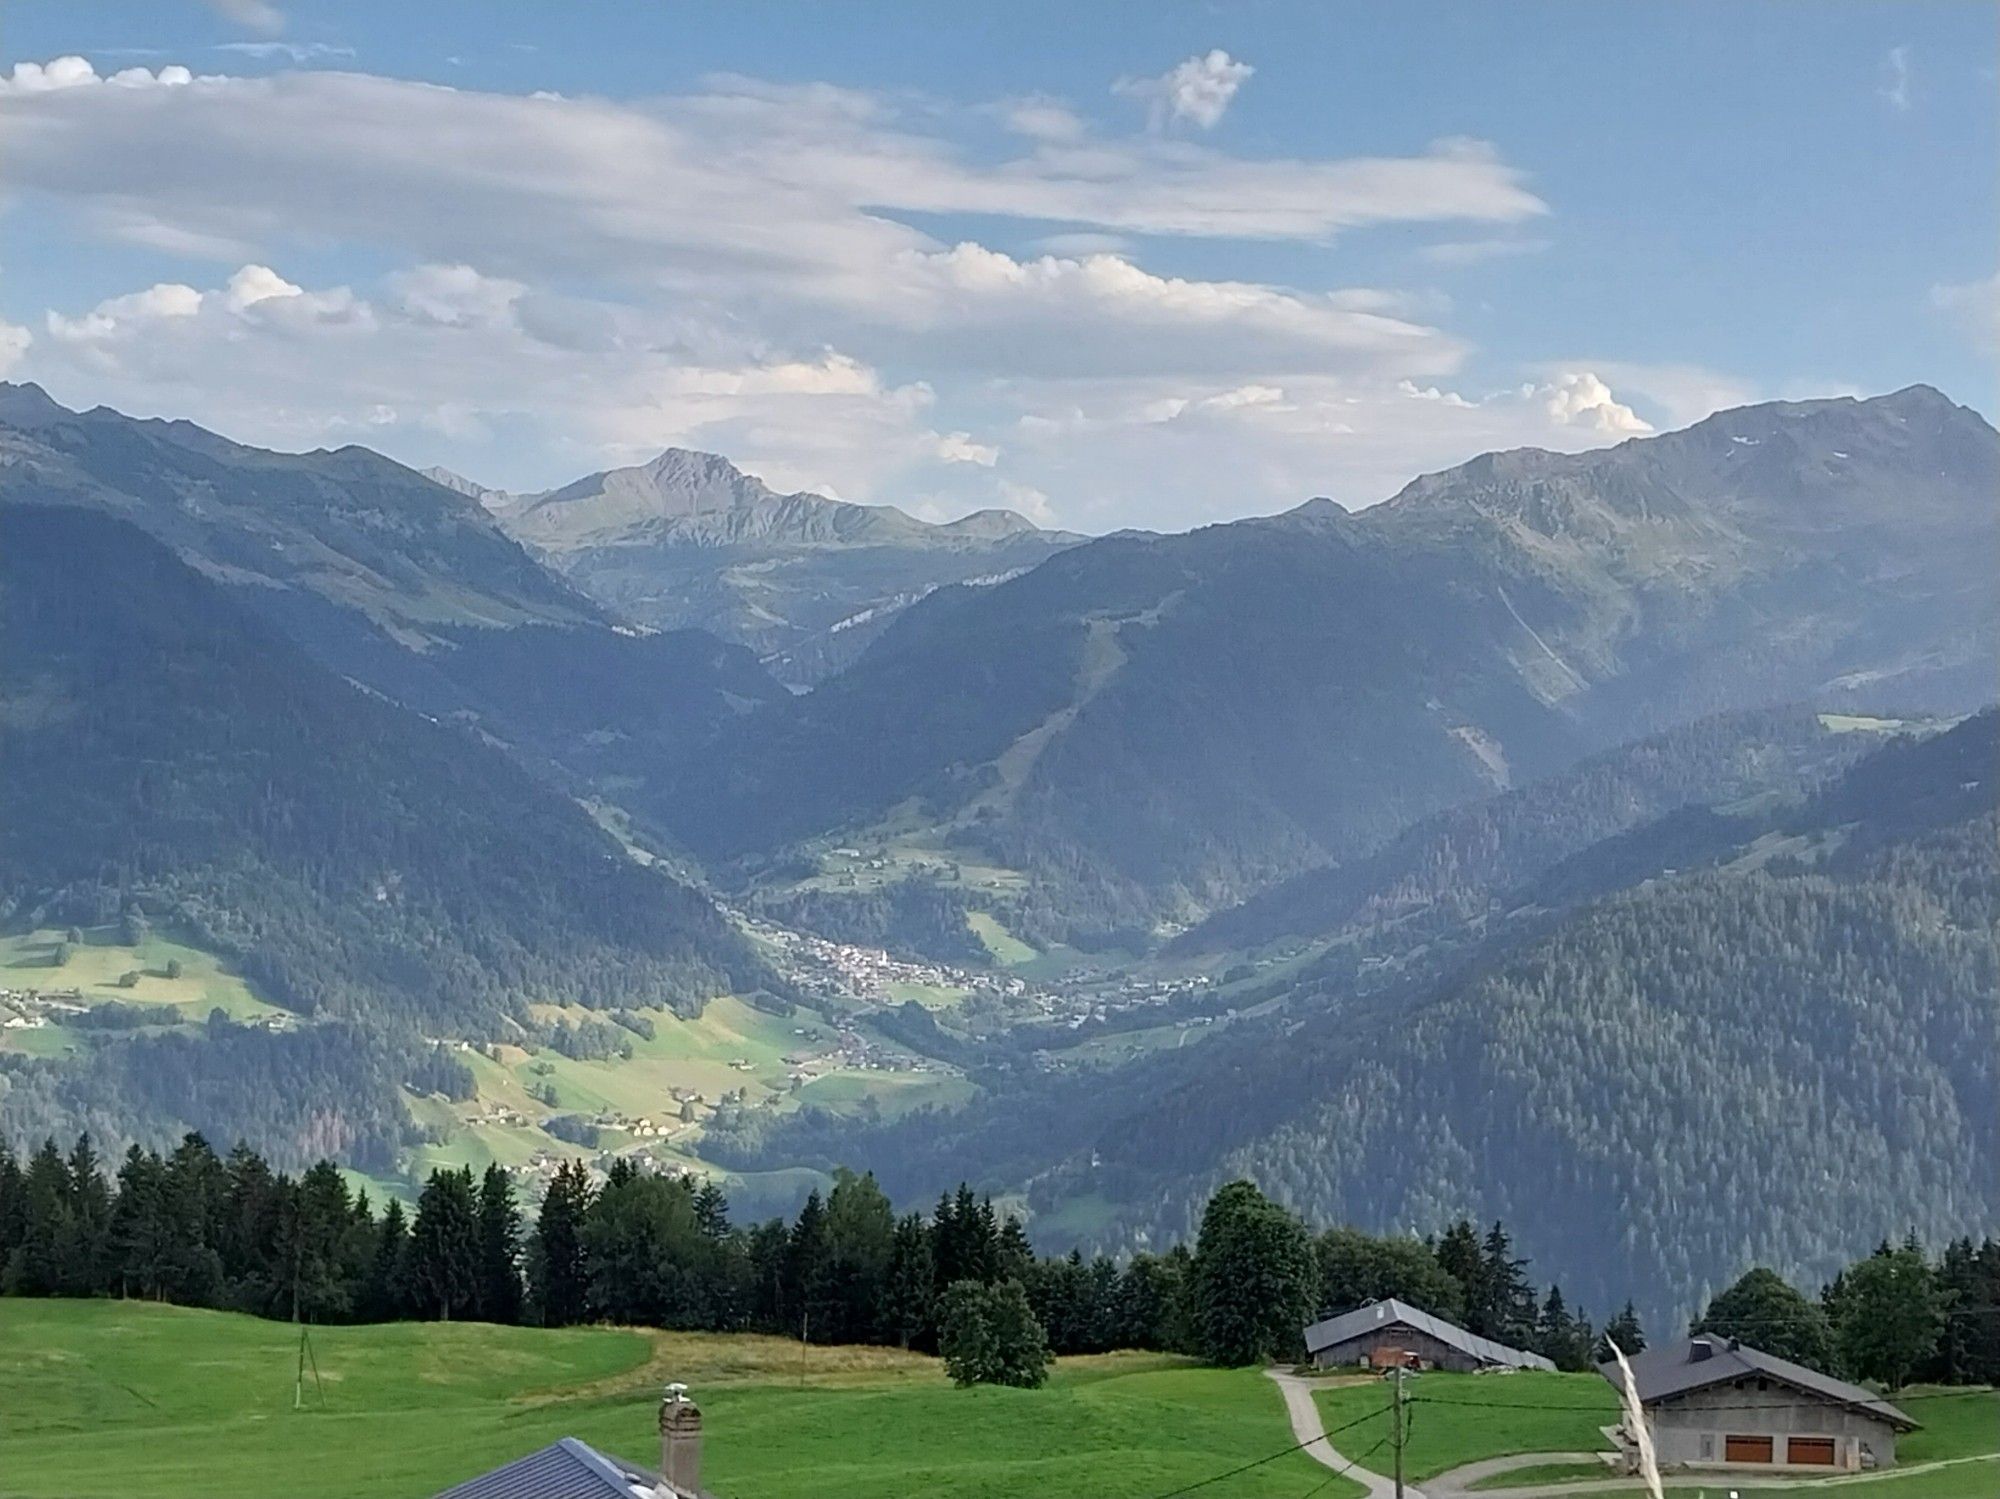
[1603,1336,1917,1473]
[1302,1297,1554,1372]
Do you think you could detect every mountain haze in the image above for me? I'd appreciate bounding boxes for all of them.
[662,387,1997,937]
[0,387,788,814]
[478,446,1082,684]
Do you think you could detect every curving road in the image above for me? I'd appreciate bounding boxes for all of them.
[1266,1369,1426,1499]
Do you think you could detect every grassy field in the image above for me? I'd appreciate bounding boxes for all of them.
[395,993,957,1194]
[1896,1387,2000,1464]
[0,927,280,1026]
[966,911,1038,966]
[1313,1370,1619,1482]
[0,1301,1355,1499]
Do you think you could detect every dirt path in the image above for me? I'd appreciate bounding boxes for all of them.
[1266,1369,1422,1499]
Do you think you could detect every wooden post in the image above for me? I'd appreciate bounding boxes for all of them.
[1392,1365,1407,1499]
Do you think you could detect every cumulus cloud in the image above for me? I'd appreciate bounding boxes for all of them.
[1116,50,1254,129]
[1536,371,1652,433]
[2,56,198,92]
[997,372,1677,531]
[935,432,1000,466]
[16,262,989,504]
[0,54,1606,531]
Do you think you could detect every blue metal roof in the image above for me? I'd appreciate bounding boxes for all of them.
[433,1436,665,1499]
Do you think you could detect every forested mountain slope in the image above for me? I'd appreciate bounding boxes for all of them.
[1175,706,1884,953]
[0,386,788,816]
[475,446,1081,685]
[0,504,763,1034]
[719,711,1999,1323]
[661,388,1997,935]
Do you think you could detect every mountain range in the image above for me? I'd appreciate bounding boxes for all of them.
[719,707,1998,1326]
[444,447,1080,685]
[0,378,1993,1317]
[656,385,1997,940]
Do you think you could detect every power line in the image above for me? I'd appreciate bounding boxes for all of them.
[1146,1400,1393,1499]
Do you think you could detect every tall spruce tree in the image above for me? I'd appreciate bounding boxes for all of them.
[408,1168,480,1320]
[475,1164,522,1325]
[529,1160,593,1327]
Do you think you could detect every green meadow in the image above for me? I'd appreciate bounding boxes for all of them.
[0,1300,1349,1499]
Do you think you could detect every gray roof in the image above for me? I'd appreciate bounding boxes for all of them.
[1601,1338,1917,1431]
[433,1437,673,1499]
[1302,1297,1556,1371]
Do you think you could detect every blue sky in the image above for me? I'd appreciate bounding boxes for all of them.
[2,1,1991,532]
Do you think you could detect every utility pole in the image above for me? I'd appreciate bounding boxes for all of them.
[1392,1365,1407,1499]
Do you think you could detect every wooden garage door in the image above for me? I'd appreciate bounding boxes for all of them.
[1788,1437,1836,1466]
[1724,1435,1775,1464]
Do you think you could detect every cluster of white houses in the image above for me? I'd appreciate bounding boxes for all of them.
[1304,1298,1917,1475]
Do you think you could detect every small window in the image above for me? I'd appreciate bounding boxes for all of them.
[1725,1435,1775,1464]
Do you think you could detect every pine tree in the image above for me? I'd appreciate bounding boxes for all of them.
[474,1164,522,1325]
[368,1198,411,1320]
[1598,1300,1647,1360]
[529,1160,593,1327]
[110,1146,171,1300]
[408,1168,480,1320]
[883,1212,935,1350]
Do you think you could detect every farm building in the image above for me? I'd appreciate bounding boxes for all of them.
[1605,1336,1917,1473]
[1301,1297,1554,1372]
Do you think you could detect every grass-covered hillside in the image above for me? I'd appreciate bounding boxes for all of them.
[0,1301,1345,1499]
[0,505,770,1167]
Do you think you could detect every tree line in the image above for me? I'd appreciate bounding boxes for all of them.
[3,1134,1994,1393]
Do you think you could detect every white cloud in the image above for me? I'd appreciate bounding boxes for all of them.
[204,0,284,34]
[1419,237,1551,266]
[0,322,32,376]
[1931,271,2000,352]
[996,480,1056,525]
[1879,45,1913,111]
[1559,361,1758,428]
[997,95,1085,142]
[1536,371,1652,433]
[995,372,1677,531]
[1116,50,1254,130]
[215,42,354,62]
[935,431,1000,466]
[224,263,302,309]
[2,56,197,92]
[0,55,1602,532]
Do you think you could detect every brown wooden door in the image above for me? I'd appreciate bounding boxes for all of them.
[1788,1437,1836,1466]
[1724,1435,1775,1464]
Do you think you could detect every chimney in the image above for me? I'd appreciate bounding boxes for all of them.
[1689,1337,1713,1362]
[659,1383,701,1497]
